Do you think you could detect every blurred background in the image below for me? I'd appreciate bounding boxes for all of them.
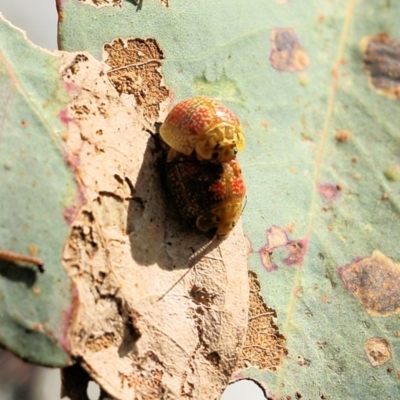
[0,1,265,398]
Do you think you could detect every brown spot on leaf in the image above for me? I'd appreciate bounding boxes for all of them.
[206,351,221,367]
[71,104,90,116]
[32,285,41,295]
[361,32,400,100]
[296,355,311,366]
[28,244,38,257]
[259,226,308,271]
[339,251,400,316]
[364,337,391,366]
[270,28,310,72]
[335,129,351,143]
[62,53,89,78]
[85,332,115,352]
[236,271,287,371]
[104,38,169,120]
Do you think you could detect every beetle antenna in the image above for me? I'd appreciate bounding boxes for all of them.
[156,238,220,302]
[241,195,248,215]
[156,266,193,302]
[144,127,170,154]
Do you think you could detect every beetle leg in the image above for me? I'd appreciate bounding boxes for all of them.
[0,249,45,273]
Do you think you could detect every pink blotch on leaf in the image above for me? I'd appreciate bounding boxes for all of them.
[284,237,308,266]
[318,183,341,202]
[63,149,80,170]
[258,225,308,272]
[61,148,86,225]
[60,283,80,352]
[58,108,74,125]
[63,205,78,225]
[293,286,303,297]
[63,81,80,96]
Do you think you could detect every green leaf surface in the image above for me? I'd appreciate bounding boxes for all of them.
[45,0,400,397]
[0,17,77,367]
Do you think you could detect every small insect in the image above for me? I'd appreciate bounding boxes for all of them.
[160,97,245,163]
[165,149,246,239]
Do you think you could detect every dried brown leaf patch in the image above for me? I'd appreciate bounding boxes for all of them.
[236,270,287,372]
[59,52,249,400]
[364,337,392,367]
[361,32,400,100]
[104,37,169,120]
[339,250,400,316]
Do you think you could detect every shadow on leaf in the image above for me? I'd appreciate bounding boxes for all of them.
[127,135,220,270]
[0,260,37,287]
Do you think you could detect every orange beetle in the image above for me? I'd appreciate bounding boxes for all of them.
[166,149,246,239]
[160,97,245,163]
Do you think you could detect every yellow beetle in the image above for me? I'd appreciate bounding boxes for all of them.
[160,97,245,163]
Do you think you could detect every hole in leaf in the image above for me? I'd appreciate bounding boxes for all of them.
[87,380,101,400]
[222,379,266,400]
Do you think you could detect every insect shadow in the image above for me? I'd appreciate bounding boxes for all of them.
[126,0,143,11]
[126,130,221,270]
[0,259,37,288]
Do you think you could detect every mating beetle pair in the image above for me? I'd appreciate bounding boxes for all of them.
[160,96,246,239]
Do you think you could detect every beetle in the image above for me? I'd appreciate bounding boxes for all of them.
[165,149,246,239]
[160,97,245,163]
